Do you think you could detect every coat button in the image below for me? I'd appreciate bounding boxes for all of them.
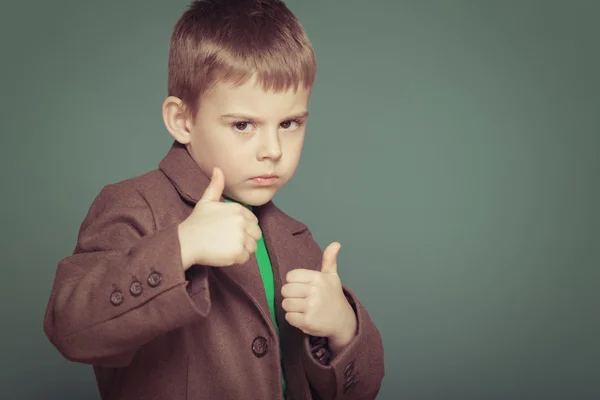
[130,281,143,296]
[110,290,124,306]
[344,361,355,377]
[252,336,268,357]
[147,272,162,287]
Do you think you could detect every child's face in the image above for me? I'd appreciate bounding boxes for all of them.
[187,77,311,206]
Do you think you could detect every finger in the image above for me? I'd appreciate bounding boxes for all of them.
[281,282,311,298]
[245,222,262,241]
[282,298,307,313]
[320,242,341,274]
[286,269,321,284]
[236,204,259,224]
[235,249,251,265]
[244,235,257,254]
[285,312,305,330]
[199,167,224,203]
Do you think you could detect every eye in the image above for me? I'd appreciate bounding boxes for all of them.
[232,121,255,134]
[280,119,303,131]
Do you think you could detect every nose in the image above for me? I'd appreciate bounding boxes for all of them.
[257,129,282,162]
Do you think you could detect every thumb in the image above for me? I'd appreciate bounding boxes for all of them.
[199,167,225,203]
[321,242,341,274]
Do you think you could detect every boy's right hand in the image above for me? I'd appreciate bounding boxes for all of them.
[177,167,262,269]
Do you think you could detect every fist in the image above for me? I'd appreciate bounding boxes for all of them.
[178,167,262,269]
[281,242,356,341]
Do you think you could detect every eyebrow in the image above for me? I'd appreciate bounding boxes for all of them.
[220,111,309,122]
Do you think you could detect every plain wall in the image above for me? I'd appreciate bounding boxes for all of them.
[1,0,598,398]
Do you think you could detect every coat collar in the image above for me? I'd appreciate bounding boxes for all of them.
[158,141,308,235]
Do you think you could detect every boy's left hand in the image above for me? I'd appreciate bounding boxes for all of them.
[282,242,358,351]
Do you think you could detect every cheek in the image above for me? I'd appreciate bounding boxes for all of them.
[284,134,305,163]
[215,143,252,179]
[191,125,230,159]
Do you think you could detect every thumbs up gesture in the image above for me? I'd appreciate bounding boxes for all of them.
[178,167,262,269]
[282,242,358,351]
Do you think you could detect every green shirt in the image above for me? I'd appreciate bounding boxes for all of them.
[224,199,287,397]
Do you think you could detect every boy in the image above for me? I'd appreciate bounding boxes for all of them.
[43,0,385,399]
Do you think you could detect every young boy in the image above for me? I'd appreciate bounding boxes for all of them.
[43,0,385,399]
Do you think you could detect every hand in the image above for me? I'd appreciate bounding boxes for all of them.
[177,167,262,269]
[282,242,357,349]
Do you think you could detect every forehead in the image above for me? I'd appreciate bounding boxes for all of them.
[201,76,312,117]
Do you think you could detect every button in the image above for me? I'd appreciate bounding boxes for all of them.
[343,380,358,394]
[252,336,268,357]
[315,348,327,359]
[147,272,162,287]
[130,280,143,296]
[110,290,124,306]
[344,361,355,377]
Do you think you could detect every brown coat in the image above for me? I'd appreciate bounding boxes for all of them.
[43,142,385,400]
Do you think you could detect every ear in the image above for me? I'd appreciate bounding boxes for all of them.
[162,96,194,145]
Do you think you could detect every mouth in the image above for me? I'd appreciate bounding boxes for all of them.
[249,175,279,186]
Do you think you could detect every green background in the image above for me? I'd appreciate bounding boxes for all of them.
[1,0,598,399]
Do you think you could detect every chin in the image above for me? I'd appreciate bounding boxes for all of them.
[230,188,278,207]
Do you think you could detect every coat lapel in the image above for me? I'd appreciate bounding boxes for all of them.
[256,202,316,399]
[158,142,271,328]
[158,142,312,363]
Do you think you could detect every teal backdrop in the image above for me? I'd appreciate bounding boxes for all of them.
[1,0,598,399]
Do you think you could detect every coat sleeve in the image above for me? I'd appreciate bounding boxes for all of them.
[43,183,210,368]
[301,234,385,400]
